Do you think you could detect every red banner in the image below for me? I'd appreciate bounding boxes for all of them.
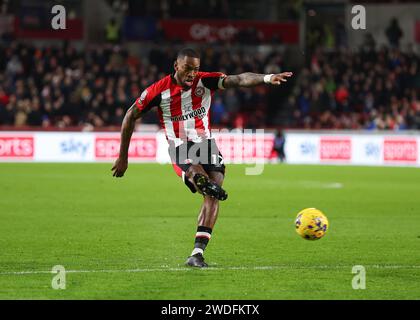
[384,139,417,162]
[0,136,34,158]
[14,17,83,40]
[160,19,299,43]
[215,135,275,161]
[320,138,351,161]
[95,136,157,160]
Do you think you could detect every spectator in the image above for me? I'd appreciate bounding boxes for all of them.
[362,33,376,51]
[334,18,347,48]
[0,86,9,106]
[385,18,403,49]
[6,55,23,78]
[105,18,121,44]
[273,130,286,162]
[211,97,226,125]
[27,98,43,126]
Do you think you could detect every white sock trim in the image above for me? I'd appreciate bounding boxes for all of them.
[191,248,204,256]
[196,231,211,239]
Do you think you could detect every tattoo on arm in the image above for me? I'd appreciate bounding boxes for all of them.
[119,104,141,159]
[223,72,266,88]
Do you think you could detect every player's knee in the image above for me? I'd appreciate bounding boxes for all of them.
[186,165,207,180]
[209,172,224,186]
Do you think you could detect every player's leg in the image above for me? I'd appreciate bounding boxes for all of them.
[197,171,224,228]
[186,171,224,268]
[184,164,227,200]
[183,139,227,267]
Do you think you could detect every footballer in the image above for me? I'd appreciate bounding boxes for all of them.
[111,48,293,268]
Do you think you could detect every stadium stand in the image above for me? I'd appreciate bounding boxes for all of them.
[289,46,420,130]
[0,0,419,131]
[1,41,419,130]
[0,41,289,129]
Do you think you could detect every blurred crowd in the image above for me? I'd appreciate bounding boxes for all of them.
[1,41,420,131]
[289,46,420,130]
[0,42,285,129]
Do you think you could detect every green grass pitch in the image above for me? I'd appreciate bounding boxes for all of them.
[0,163,419,299]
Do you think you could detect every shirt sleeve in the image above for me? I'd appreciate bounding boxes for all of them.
[134,84,161,114]
[200,72,227,91]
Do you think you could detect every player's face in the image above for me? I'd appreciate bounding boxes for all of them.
[174,56,200,88]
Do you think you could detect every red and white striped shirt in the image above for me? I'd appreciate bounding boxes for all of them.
[135,72,226,146]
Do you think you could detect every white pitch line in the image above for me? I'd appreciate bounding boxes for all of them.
[299,181,344,189]
[0,265,419,276]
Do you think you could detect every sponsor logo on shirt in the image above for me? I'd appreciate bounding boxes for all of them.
[171,106,206,122]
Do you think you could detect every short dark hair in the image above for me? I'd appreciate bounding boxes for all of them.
[177,48,200,60]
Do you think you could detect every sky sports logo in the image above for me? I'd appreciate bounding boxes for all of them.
[320,138,351,161]
[0,136,34,158]
[365,143,381,158]
[384,139,417,162]
[95,137,157,159]
[60,139,90,157]
[214,134,274,160]
[300,141,317,156]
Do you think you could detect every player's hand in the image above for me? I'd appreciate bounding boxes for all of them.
[270,72,293,85]
[111,157,128,177]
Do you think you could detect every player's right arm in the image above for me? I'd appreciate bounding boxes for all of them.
[111,104,142,177]
[112,84,161,178]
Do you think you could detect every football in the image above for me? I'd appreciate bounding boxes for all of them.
[295,208,329,240]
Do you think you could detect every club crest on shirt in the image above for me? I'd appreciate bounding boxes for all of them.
[194,86,205,97]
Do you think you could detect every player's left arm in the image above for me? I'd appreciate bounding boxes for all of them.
[223,72,293,88]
